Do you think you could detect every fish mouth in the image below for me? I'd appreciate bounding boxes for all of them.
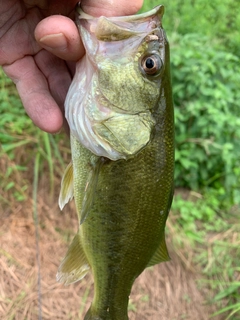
[75,5,164,42]
[75,4,164,24]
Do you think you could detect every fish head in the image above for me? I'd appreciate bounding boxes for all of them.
[65,5,168,160]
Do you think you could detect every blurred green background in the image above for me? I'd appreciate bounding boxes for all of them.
[0,0,240,318]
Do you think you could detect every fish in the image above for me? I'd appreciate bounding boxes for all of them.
[57,4,174,320]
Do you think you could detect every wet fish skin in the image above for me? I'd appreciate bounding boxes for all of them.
[57,5,174,320]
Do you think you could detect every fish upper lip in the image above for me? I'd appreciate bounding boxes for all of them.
[76,4,164,24]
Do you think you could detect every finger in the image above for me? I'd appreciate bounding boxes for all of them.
[34,49,72,111]
[35,15,84,62]
[81,0,143,16]
[24,0,78,16]
[3,56,64,133]
[35,0,143,62]
[0,6,41,65]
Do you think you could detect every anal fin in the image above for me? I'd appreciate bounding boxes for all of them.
[147,234,170,268]
[56,233,90,285]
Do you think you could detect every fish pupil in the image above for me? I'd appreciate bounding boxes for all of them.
[145,58,155,69]
[140,54,161,75]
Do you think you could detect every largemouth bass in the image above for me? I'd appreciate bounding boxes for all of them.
[57,4,174,320]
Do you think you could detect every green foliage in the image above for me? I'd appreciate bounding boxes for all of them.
[140,1,240,207]
[172,190,223,237]
[171,33,240,206]
[141,0,240,55]
[0,70,32,144]
[171,188,234,247]
[212,280,240,319]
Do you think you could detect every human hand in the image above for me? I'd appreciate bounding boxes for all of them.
[0,0,143,133]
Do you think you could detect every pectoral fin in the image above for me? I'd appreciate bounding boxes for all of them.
[58,162,74,210]
[56,233,90,285]
[147,235,170,267]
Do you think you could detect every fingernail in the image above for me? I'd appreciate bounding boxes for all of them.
[39,33,68,50]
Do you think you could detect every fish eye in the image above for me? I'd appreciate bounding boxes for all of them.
[141,54,162,75]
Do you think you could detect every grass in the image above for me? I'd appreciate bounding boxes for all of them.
[171,192,240,319]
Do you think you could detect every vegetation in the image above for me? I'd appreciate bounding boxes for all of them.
[1,0,240,318]
[143,1,240,317]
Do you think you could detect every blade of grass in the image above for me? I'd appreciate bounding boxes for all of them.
[79,284,91,316]
[49,134,66,170]
[42,132,54,198]
[1,139,32,154]
[211,302,240,317]
[226,305,240,319]
[33,152,42,320]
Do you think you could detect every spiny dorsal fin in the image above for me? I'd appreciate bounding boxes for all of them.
[58,162,74,210]
[147,235,170,268]
[56,233,90,285]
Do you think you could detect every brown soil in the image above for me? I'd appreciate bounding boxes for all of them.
[0,162,223,320]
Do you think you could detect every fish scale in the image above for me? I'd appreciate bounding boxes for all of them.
[57,4,174,320]
[80,112,172,319]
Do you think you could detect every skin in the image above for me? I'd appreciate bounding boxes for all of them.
[0,0,143,133]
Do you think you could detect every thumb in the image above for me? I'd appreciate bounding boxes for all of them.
[81,0,143,16]
[35,15,84,62]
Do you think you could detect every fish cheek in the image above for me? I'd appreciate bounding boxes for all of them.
[97,60,161,113]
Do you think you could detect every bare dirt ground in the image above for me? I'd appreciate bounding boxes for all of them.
[0,164,224,320]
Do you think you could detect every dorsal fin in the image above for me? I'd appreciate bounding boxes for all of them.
[147,235,170,267]
[58,162,74,210]
[56,233,90,285]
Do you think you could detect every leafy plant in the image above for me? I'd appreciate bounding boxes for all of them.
[170,33,240,206]
[141,0,240,55]
[140,1,240,207]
